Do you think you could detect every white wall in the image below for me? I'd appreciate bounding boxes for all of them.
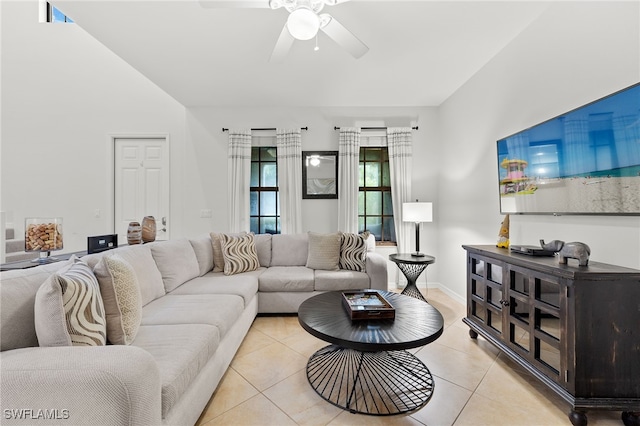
[437,1,640,300]
[1,1,186,253]
[183,106,439,233]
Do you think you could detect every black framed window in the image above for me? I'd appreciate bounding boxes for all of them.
[250,147,280,234]
[358,147,395,243]
[47,2,74,23]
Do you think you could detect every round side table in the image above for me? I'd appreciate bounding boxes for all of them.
[389,253,435,302]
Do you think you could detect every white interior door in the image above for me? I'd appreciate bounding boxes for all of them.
[114,138,170,243]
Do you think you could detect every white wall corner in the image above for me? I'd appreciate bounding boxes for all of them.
[0,212,6,263]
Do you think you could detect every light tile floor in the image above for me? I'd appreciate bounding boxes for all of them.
[196,289,626,426]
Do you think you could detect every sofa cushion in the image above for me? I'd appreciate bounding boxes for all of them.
[220,233,260,275]
[314,269,370,291]
[189,234,214,276]
[306,232,341,271]
[94,254,142,345]
[141,294,245,338]
[270,234,308,266]
[80,251,107,269]
[108,244,165,306]
[132,324,220,419]
[34,257,107,347]
[339,231,369,272]
[210,232,226,273]
[254,233,272,267]
[0,261,71,351]
[258,266,315,292]
[169,270,262,307]
[151,239,200,292]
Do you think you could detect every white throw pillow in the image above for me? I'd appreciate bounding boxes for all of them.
[34,257,107,347]
[339,231,369,272]
[94,254,142,345]
[210,231,246,272]
[220,233,260,276]
[306,232,341,271]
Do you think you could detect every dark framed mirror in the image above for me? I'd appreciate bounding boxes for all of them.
[302,151,338,199]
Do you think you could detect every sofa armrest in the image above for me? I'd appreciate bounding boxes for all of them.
[366,252,388,291]
[1,346,161,425]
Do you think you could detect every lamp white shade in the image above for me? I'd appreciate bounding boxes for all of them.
[402,202,433,223]
[287,7,320,40]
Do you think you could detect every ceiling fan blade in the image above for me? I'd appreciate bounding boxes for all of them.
[198,0,269,9]
[270,24,295,63]
[319,14,368,59]
[323,0,352,5]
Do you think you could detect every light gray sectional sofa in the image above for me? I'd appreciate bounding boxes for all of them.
[0,232,387,426]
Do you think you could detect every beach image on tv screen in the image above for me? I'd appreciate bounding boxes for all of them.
[497,83,640,215]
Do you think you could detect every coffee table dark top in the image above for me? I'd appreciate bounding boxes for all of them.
[298,290,444,352]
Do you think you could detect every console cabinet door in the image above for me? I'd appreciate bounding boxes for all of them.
[467,254,505,339]
[505,264,568,390]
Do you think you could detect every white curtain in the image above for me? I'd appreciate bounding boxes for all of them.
[387,127,413,254]
[227,130,252,233]
[337,128,361,233]
[276,129,302,234]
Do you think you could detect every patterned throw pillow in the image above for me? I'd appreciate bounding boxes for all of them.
[210,232,246,272]
[34,257,107,347]
[339,231,370,272]
[220,233,260,276]
[94,254,142,345]
[306,232,341,271]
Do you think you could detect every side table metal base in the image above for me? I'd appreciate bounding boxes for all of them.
[401,283,427,302]
[306,345,435,416]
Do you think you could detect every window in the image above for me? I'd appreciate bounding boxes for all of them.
[47,2,74,23]
[250,147,280,234]
[358,147,395,243]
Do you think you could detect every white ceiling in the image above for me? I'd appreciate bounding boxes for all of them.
[53,0,551,107]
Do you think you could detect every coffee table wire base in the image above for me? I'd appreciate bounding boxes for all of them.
[306,345,435,416]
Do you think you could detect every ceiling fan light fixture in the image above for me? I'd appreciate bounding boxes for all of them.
[287,7,320,40]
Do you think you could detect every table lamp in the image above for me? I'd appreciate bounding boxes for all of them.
[402,201,433,257]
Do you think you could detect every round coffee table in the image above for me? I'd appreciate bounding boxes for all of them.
[298,290,444,416]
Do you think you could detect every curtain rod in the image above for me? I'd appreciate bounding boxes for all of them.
[222,127,308,132]
[333,126,418,131]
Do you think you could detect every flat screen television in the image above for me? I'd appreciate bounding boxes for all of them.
[497,82,640,215]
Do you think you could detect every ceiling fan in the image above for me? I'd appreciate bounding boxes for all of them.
[200,0,369,62]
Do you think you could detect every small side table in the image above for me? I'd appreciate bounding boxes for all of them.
[389,253,435,302]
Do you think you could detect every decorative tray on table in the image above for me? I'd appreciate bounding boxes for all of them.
[341,291,395,320]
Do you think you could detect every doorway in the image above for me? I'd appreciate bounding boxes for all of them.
[113,137,170,243]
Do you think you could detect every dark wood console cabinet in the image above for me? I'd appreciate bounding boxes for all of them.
[462,245,640,426]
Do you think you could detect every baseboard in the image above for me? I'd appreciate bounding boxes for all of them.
[428,282,466,305]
